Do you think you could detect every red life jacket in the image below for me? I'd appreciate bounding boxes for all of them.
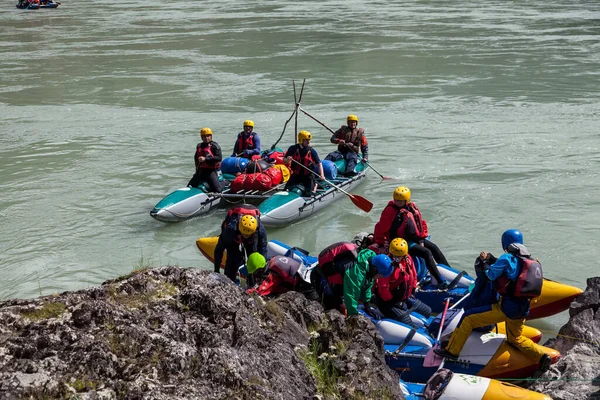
[268,256,302,286]
[222,204,261,232]
[290,145,315,175]
[336,126,365,153]
[195,143,221,170]
[494,255,543,298]
[236,132,257,156]
[389,202,429,240]
[253,256,302,296]
[375,255,417,303]
[318,242,358,285]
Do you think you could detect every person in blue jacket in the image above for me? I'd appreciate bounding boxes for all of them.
[232,120,261,159]
[434,229,552,372]
[214,213,268,283]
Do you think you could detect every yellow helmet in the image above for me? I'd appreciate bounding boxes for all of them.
[238,215,258,236]
[200,127,213,136]
[298,130,312,143]
[347,114,359,123]
[393,186,411,202]
[389,238,409,257]
[243,120,255,128]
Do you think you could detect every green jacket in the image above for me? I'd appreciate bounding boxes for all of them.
[344,249,375,316]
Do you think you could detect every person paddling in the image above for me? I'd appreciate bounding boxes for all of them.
[325,114,369,176]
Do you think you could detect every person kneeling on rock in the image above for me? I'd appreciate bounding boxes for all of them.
[245,253,318,301]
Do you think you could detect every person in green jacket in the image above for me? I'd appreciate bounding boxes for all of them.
[344,250,394,317]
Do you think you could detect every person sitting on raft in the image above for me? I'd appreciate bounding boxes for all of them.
[325,114,368,176]
[283,130,325,196]
[373,186,450,289]
[374,238,432,326]
[232,120,261,159]
[187,127,223,193]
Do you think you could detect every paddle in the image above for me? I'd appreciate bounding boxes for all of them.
[423,297,451,368]
[298,107,393,180]
[288,158,373,213]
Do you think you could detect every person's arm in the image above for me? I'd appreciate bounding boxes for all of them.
[343,265,362,316]
[254,273,284,296]
[247,135,261,156]
[207,143,222,164]
[360,135,369,161]
[376,276,394,302]
[232,134,240,157]
[332,128,345,145]
[373,205,396,245]
[213,234,227,273]
[363,277,373,304]
[257,223,268,258]
[485,254,518,281]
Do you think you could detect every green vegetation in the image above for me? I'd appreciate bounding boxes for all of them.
[264,300,285,326]
[297,340,340,399]
[21,302,67,321]
[107,280,179,309]
[69,377,97,392]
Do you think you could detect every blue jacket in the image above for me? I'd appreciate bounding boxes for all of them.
[486,252,530,319]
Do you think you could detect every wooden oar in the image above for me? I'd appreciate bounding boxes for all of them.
[298,107,394,180]
[289,158,373,213]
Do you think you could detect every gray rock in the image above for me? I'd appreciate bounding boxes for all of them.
[527,277,600,400]
[0,267,404,399]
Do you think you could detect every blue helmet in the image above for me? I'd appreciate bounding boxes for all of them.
[501,229,523,251]
[371,254,393,277]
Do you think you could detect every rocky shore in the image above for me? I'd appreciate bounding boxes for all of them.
[0,267,598,399]
[0,267,402,399]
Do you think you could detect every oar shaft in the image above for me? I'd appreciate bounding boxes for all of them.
[289,158,357,197]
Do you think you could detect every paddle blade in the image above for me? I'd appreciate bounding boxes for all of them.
[349,194,373,212]
[423,345,444,368]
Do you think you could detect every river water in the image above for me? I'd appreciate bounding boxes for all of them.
[1,0,599,333]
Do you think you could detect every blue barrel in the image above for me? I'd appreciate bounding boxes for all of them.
[317,159,338,180]
[221,157,249,175]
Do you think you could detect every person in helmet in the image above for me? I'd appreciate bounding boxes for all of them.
[245,253,319,300]
[343,250,393,317]
[373,186,450,289]
[374,238,432,326]
[325,114,369,176]
[214,211,268,282]
[188,128,223,192]
[434,229,551,373]
[283,130,326,196]
[232,120,261,159]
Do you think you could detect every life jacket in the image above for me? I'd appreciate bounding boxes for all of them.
[268,256,302,286]
[389,202,429,240]
[317,242,358,285]
[236,132,257,156]
[336,126,365,153]
[375,255,418,303]
[494,254,543,298]
[290,145,315,175]
[394,255,418,301]
[195,142,221,170]
[222,204,261,231]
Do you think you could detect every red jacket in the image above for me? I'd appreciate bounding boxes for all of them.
[375,254,418,303]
